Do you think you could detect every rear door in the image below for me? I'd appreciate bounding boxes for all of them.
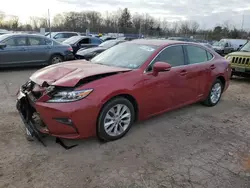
[26,36,50,64]
[184,44,215,100]
[0,36,29,66]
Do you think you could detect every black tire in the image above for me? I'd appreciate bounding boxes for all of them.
[49,54,63,65]
[202,79,223,107]
[97,97,135,141]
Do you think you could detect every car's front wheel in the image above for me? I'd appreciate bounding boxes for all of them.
[97,97,135,141]
[202,79,223,106]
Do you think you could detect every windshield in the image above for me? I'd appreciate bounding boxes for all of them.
[240,41,250,52]
[99,40,119,48]
[63,36,82,44]
[91,43,158,69]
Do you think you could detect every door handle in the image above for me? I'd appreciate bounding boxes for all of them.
[210,64,216,70]
[20,48,26,51]
[179,70,187,76]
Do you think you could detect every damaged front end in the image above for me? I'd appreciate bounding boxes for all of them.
[16,80,49,146]
[16,81,77,149]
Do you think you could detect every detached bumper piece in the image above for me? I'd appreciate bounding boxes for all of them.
[16,97,47,147]
[16,86,78,150]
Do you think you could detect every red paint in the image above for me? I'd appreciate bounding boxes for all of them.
[25,40,231,139]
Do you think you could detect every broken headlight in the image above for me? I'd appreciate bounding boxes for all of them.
[47,89,93,103]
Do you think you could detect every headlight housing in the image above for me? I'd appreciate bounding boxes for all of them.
[47,89,93,103]
[225,56,232,61]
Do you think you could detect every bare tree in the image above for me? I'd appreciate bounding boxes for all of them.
[179,21,191,36]
[189,21,199,35]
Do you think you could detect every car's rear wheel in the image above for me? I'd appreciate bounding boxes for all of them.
[49,55,63,65]
[97,97,135,141]
[202,79,223,107]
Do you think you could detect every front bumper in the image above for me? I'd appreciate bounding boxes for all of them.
[231,65,250,76]
[16,86,99,140]
[64,52,75,61]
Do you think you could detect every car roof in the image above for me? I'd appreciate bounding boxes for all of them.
[128,39,188,46]
[0,33,47,37]
[50,31,78,34]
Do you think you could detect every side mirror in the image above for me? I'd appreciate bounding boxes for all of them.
[152,62,171,76]
[0,43,6,49]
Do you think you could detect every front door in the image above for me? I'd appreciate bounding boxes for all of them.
[0,36,29,66]
[141,45,197,116]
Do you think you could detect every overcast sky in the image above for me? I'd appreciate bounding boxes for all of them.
[1,0,250,29]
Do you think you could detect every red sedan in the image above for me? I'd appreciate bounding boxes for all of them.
[16,39,231,143]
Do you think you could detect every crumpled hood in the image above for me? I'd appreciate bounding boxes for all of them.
[30,60,131,87]
[227,51,250,57]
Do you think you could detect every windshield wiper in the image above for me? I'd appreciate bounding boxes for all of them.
[241,50,250,52]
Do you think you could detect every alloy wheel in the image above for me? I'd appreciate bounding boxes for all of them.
[104,104,131,137]
[210,83,222,104]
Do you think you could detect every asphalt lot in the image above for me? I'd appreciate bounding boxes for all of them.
[0,67,250,188]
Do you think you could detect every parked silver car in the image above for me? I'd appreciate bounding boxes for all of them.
[45,32,80,42]
[0,34,74,67]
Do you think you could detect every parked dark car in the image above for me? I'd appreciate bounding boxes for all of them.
[16,39,231,143]
[75,39,126,60]
[62,36,103,55]
[0,34,74,67]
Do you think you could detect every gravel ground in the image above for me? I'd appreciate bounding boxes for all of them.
[0,68,250,188]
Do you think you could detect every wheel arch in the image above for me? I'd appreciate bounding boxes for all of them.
[49,53,64,61]
[216,75,226,91]
[98,93,139,122]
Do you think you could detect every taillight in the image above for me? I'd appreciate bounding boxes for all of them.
[68,47,73,52]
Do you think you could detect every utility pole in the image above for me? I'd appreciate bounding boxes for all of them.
[240,12,245,39]
[139,21,142,38]
[48,9,51,38]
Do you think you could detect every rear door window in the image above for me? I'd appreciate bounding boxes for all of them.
[28,37,46,46]
[185,45,211,64]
